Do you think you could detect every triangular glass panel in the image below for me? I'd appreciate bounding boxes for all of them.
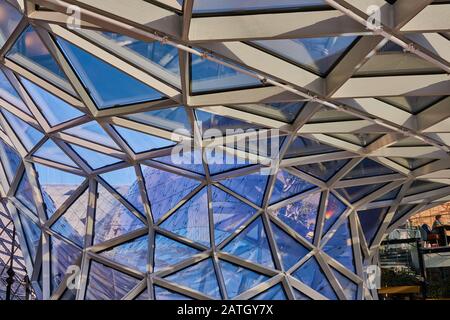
[332,268,358,300]
[406,180,447,197]
[113,125,175,154]
[141,165,200,222]
[124,106,190,133]
[63,121,119,149]
[34,163,85,218]
[20,77,83,126]
[7,26,73,93]
[296,159,348,181]
[15,173,37,215]
[160,187,210,246]
[134,288,150,300]
[388,157,434,170]
[206,148,254,175]
[343,158,396,180]
[85,260,141,300]
[18,212,40,261]
[222,217,275,269]
[230,101,305,123]
[154,286,192,300]
[270,170,315,204]
[154,234,200,272]
[98,31,181,88]
[164,258,221,298]
[69,143,121,169]
[390,204,415,226]
[322,193,347,235]
[51,189,88,247]
[220,260,269,299]
[285,136,338,159]
[94,184,145,245]
[33,139,77,168]
[252,36,357,75]
[323,220,355,273]
[270,193,321,243]
[196,109,263,137]
[190,52,261,94]
[0,138,21,183]
[153,148,205,175]
[357,207,389,246]
[337,182,387,203]
[292,257,337,300]
[375,186,401,202]
[0,68,29,114]
[220,173,268,206]
[57,37,165,109]
[211,186,257,245]
[294,289,311,300]
[271,223,309,271]
[99,236,148,273]
[49,236,81,293]
[0,0,22,47]
[1,108,43,151]
[100,166,145,215]
[252,284,287,300]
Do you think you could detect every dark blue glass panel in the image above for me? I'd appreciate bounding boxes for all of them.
[164,259,221,299]
[70,143,121,169]
[357,207,388,246]
[85,261,141,300]
[154,286,192,300]
[285,136,338,158]
[406,180,446,196]
[94,184,145,244]
[271,193,320,243]
[196,109,263,136]
[64,121,119,149]
[222,217,275,269]
[100,167,145,215]
[35,163,85,218]
[332,268,358,300]
[0,138,21,183]
[0,68,29,114]
[57,37,164,109]
[50,236,81,293]
[206,149,254,175]
[323,221,355,273]
[376,186,401,202]
[193,0,327,13]
[294,289,311,300]
[390,204,415,226]
[51,189,88,247]
[160,187,210,246]
[0,0,22,47]
[270,170,315,204]
[154,148,205,175]
[7,26,70,87]
[100,236,148,273]
[253,36,356,75]
[191,53,261,93]
[252,284,287,300]
[211,186,257,245]
[15,173,37,214]
[20,77,83,126]
[101,32,180,87]
[125,106,190,133]
[220,173,268,206]
[343,158,396,180]
[220,260,268,299]
[19,212,40,261]
[1,108,43,151]
[293,257,337,300]
[33,139,77,167]
[154,234,199,271]
[337,183,387,203]
[271,223,309,270]
[322,193,347,235]
[296,159,348,181]
[113,125,175,154]
[141,165,200,222]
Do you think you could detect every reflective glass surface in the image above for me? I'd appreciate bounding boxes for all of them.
[0,0,22,48]
[100,236,148,273]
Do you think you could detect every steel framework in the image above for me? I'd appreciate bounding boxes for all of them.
[0,0,449,300]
